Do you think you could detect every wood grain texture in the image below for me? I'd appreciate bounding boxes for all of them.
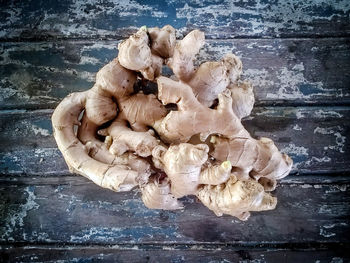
[0,176,349,244]
[0,107,348,176]
[0,0,349,261]
[1,245,349,263]
[1,38,349,110]
[0,0,349,40]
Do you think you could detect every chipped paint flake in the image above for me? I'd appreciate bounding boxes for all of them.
[1,186,39,240]
[304,156,332,166]
[319,227,336,238]
[70,225,182,243]
[79,55,101,65]
[0,71,32,101]
[199,42,238,60]
[1,6,22,27]
[330,258,344,263]
[266,63,326,100]
[38,0,167,37]
[175,0,350,37]
[314,126,346,153]
[325,184,348,193]
[320,222,348,238]
[244,68,274,90]
[314,110,343,118]
[293,124,302,131]
[238,259,266,263]
[295,109,306,119]
[282,143,309,156]
[31,124,50,136]
[81,42,118,51]
[1,0,350,40]
[300,184,313,189]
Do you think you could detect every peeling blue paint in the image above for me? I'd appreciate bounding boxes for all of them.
[70,225,181,242]
[299,83,323,96]
[33,119,53,135]
[1,0,349,39]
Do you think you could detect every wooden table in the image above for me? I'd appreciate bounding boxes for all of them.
[0,1,349,262]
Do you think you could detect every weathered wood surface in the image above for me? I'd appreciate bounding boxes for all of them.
[0,107,348,176]
[0,0,349,40]
[1,2,349,261]
[0,176,349,244]
[1,245,349,263]
[1,38,349,110]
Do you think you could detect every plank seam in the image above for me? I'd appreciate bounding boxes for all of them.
[2,99,350,111]
[0,175,349,184]
[1,105,350,115]
[1,34,350,43]
[0,241,349,250]
[1,36,350,44]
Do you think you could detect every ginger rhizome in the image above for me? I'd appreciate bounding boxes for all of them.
[52,25,292,220]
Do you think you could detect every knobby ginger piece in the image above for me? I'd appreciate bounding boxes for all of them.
[152,143,231,198]
[52,25,293,221]
[211,136,292,191]
[141,177,183,210]
[148,25,176,58]
[197,177,277,220]
[153,77,250,143]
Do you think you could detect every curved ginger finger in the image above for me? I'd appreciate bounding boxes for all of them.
[52,92,140,192]
[98,118,159,157]
[78,113,117,164]
[197,177,277,220]
[199,161,232,185]
[167,29,205,82]
[77,113,152,183]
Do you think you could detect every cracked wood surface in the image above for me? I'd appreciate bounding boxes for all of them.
[0,176,349,245]
[1,1,350,262]
[0,39,349,109]
[1,245,349,263]
[0,0,349,40]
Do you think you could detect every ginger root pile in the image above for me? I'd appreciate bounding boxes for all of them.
[52,25,292,220]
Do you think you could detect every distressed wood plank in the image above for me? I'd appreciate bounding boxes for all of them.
[0,176,349,244]
[1,38,349,109]
[0,107,348,176]
[1,245,349,263]
[0,0,349,40]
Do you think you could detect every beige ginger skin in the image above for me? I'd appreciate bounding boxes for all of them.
[51,25,293,220]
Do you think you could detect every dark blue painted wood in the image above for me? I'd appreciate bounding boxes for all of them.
[0,1,349,260]
[0,176,349,245]
[1,38,349,110]
[0,0,349,40]
[1,245,349,263]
